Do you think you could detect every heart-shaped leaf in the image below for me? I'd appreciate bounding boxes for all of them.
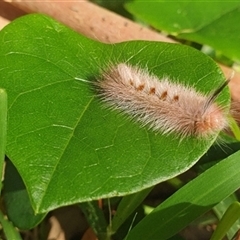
[0,14,230,215]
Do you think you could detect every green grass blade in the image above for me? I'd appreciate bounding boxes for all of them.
[0,210,22,240]
[111,187,152,234]
[126,151,240,240]
[213,194,240,239]
[228,115,240,141]
[210,202,240,240]
[0,88,7,189]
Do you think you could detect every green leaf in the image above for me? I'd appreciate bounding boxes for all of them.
[3,160,46,230]
[0,14,230,214]
[125,1,240,62]
[126,150,240,240]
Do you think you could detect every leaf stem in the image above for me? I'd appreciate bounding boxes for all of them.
[79,201,109,240]
[0,89,7,190]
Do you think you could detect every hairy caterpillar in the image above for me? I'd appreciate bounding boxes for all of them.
[95,63,229,139]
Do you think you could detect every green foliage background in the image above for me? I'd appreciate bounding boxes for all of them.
[1,1,240,238]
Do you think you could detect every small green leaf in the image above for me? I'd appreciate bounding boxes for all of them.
[125,1,240,62]
[0,14,230,214]
[3,160,46,230]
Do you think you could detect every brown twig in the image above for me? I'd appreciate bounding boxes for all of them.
[1,0,240,101]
